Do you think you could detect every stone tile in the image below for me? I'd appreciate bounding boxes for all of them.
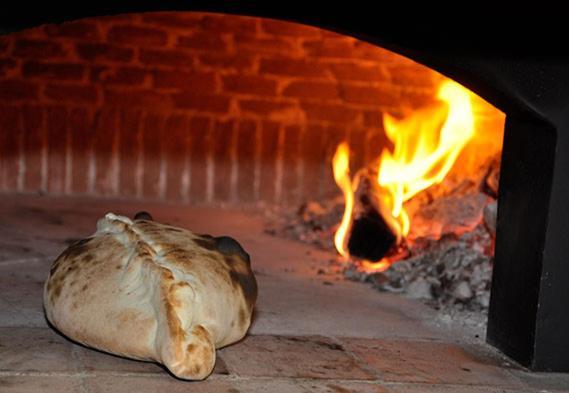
[86,375,304,393]
[75,344,230,376]
[0,375,82,393]
[340,338,524,388]
[0,259,51,327]
[219,335,374,380]
[510,369,569,392]
[75,345,165,375]
[298,381,390,392]
[386,384,537,393]
[0,327,76,373]
[297,381,542,393]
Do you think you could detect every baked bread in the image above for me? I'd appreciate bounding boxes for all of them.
[43,212,257,380]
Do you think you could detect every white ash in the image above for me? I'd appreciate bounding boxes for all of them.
[263,198,344,251]
[345,224,494,312]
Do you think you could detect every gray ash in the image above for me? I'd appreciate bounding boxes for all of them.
[263,154,500,312]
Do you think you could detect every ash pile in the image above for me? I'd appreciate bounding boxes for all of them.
[264,155,500,312]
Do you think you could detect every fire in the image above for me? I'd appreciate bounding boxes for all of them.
[332,80,475,270]
[332,141,353,257]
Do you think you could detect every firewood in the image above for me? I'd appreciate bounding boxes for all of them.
[347,171,397,261]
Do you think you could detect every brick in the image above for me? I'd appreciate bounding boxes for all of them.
[90,66,147,86]
[282,124,302,204]
[303,38,356,59]
[399,89,438,108]
[0,105,22,192]
[140,12,203,28]
[187,116,211,202]
[348,127,368,171]
[388,385,525,393]
[153,70,216,92]
[108,25,168,46]
[139,48,196,67]
[352,40,399,61]
[177,32,227,51]
[339,84,400,106]
[0,328,76,372]
[75,43,134,62]
[283,81,339,100]
[366,129,387,169]
[235,34,300,55]
[222,75,277,96]
[301,102,360,124]
[0,375,81,392]
[261,19,322,37]
[212,119,235,202]
[340,338,523,387]
[329,62,388,81]
[12,38,66,58]
[93,109,119,195]
[45,84,99,105]
[238,98,296,116]
[259,121,279,202]
[0,58,17,77]
[22,61,85,81]
[117,109,142,197]
[388,64,438,87]
[171,92,229,113]
[363,110,384,127]
[321,125,351,195]
[259,58,329,78]
[199,14,257,34]
[0,256,49,320]
[44,21,100,40]
[69,107,92,194]
[0,79,39,101]
[141,113,165,198]
[198,54,255,72]
[21,105,45,192]
[300,124,327,199]
[104,89,171,110]
[86,375,238,393]
[297,381,389,393]
[219,335,374,379]
[46,106,67,194]
[237,120,257,202]
[163,114,190,201]
[306,37,389,61]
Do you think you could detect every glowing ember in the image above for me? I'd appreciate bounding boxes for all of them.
[332,80,475,271]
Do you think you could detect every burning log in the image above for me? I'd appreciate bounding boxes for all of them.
[346,171,398,262]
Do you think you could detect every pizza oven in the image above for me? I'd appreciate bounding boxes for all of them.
[1,3,568,387]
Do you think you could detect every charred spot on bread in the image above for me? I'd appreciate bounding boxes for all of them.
[194,237,217,251]
[228,269,258,311]
[134,211,153,221]
[214,236,250,264]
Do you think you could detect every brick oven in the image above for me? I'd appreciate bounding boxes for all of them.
[0,12,504,206]
[1,3,569,390]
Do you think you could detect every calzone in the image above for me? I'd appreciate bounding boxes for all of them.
[43,212,257,380]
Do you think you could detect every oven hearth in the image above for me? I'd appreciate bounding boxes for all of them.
[1,194,568,391]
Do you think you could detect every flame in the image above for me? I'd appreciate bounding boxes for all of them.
[332,142,353,257]
[378,80,474,237]
[332,80,475,270]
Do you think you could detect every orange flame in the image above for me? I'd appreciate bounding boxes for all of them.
[378,80,474,237]
[332,80,475,270]
[332,141,353,257]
